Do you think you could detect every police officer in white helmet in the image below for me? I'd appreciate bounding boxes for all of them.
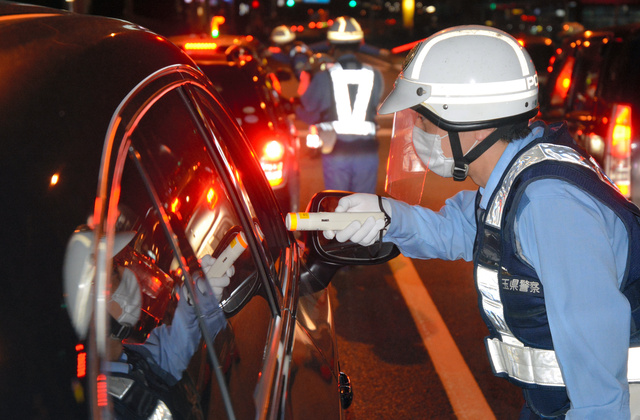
[296,16,384,194]
[307,16,390,57]
[267,25,314,80]
[325,25,640,419]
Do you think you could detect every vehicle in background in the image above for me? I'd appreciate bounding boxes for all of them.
[0,3,397,418]
[541,24,640,204]
[512,33,556,93]
[171,33,302,213]
[170,32,268,64]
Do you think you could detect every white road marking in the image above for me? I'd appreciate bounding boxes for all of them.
[388,255,496,420]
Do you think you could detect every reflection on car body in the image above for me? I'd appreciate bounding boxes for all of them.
[541,24,640,204]
[0,3,397,419]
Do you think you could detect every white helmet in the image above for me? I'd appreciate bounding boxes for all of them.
[63,229,135,339]
[270,25,295,46]
[378,25,539,130]
[327,16,364,44]
[63,229,174,341]
[382,25,540,194]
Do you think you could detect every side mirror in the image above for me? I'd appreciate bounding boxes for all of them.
[298,191,400,294]
[303,190,399,261]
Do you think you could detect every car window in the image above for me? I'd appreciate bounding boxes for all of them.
[128,87,263,315]
[566,41,604,112]
[202,64,277,132]
[601,33,640,105]
[191,86,293,287]
[101,78,282,419]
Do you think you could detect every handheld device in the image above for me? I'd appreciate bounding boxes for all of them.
[207,231,248,277]
[285,212,385,231]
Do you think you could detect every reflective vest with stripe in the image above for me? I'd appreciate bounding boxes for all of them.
[323,62,377,137]
[474,122,640,411]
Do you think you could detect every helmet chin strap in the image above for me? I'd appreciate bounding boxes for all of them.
[448,125,512,181]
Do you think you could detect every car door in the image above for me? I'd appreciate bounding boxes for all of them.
[90,62,341,420]
[190,89,343,419]
[86,63,284,419]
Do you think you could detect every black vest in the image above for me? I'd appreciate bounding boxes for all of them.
[474,121,640,416]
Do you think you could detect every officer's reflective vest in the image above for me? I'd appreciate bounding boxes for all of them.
[475,122,640,401]
[324,62,377,137]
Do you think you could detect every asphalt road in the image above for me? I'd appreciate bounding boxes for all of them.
[287,52,525,419]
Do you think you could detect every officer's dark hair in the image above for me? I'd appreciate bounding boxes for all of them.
[500,122,532,143]
[331,42,360,58]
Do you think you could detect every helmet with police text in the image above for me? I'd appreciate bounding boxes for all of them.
[327,16,364,44]
[378,25,539,130]
[270,25,295,46]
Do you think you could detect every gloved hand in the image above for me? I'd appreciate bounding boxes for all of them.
[201,254,234,302]
[323,193,392,246]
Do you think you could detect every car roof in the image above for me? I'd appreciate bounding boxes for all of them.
[0,3,205,416]
[1,3,194,156]
[1,2,199,241]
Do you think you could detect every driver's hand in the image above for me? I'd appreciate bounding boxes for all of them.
[201,255,233,302]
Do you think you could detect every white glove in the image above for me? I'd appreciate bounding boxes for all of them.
[323,193,392,246]
[201,254,233,302]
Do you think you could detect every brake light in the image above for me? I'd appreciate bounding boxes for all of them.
[184,42,218,51]
[550,56,575,106]
[76,344,86,378]
[97,374,108,407]
[604,104,633,197]
[610,104,632,158]
[260,140,285,187]
[263,140,285,161]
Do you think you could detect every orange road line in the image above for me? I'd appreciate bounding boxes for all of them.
[388,255,496,420]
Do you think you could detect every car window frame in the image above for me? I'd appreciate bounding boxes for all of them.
[91,64,290,419]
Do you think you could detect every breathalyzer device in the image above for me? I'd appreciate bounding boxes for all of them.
[285,212,385,231]
[207,231,248,277]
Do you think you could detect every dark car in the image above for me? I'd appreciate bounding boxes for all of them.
[541,24,640,204]
[0,3,397,419]
[170,33,302,213]
[511,33,556,91]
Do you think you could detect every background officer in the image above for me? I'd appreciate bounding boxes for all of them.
[295,16,384,194]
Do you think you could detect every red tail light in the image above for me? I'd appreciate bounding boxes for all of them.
[604,103,633,197]
[610,104,632,159]
[97,374,108,407]
[76,343,86,378]
[550,56,575,107]
[263,140,285,161]
[260,140,285,187]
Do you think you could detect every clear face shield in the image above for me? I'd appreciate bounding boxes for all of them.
[385,108,449,205]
